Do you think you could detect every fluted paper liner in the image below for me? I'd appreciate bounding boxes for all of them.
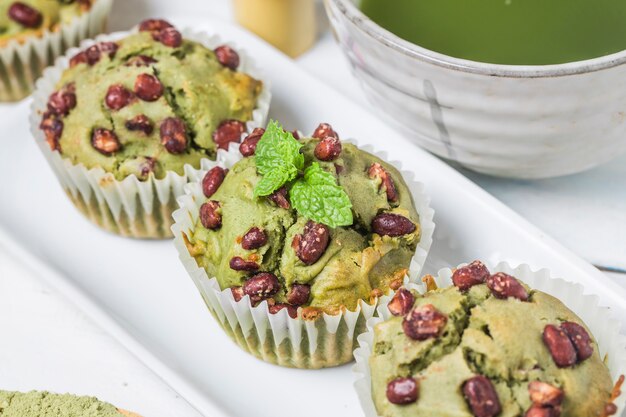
[0,0,113,102]
[352,262,626,416]
[171,143,435,368]
[29,28,271,239]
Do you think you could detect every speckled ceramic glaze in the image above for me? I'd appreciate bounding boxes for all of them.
[325,0,626,179]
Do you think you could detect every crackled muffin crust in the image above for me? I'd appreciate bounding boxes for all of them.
[39,19,262,181]
[0,0,91,47]
[370,262,614,417]
[184,124,421,316]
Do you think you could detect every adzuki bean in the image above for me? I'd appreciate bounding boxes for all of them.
[160,117,188,154]
[134,73,163,101]
[402,304,447,341]
[386,377,418,405]
[452,260,490,292]
[229,256,259,272]
[543,324,577,368]
[372,213,415,237]
[214,45,240,70]
[8,2,42,28]
[312,122,338,140]
[486,272,529,301]
[243,272,280,303]
[561,321,593,362]
[462,376,502,417]
[202,166,227,198]
[125,114,153,135]
[91,128,120,155]
[287,284,310,306]
[239,127,265,156]
[368,163,398,202]
[293,221,330,265]
[105,84,133,110]
[387,288,415,316]
[200,200,221,230]
[241,227,267,250]
[213,120,246,150]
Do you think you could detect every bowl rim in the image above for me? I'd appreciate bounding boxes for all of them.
[326,0,626,78]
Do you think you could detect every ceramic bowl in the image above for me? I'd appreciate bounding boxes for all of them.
[324,0,626,178]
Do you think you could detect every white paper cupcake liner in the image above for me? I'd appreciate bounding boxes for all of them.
[171,144,435,368]
[29,26,271,239]
[0,0,113,102]
[353,262,626,417]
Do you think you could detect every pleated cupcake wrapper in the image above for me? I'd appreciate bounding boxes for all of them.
[171,142,435,368]
[353,262,626,417]
[0,0,113,102]
[29,28,271,239]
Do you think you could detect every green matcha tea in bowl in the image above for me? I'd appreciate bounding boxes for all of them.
[0,0,114,102]
[30,18,270,238]
[353,261,626,417]
[172,120,435,369]
[325,0,626,178]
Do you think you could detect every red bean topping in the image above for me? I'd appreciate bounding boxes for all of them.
[229,256,260,272]
[486,272,529,301]
[47,84,76,117]
[291,130,301,140]
[314,136,342,161]
[605,404,618,416]
[214,45,240,70]
[154,27,182,48]
[268,303,298,319]
[386,377,418,405]
[528,381,564,407]
[125,114,153,135]
[40,115,63,151]
[138,19,173,32]
[388,288,415,316]
[202,166,227,198]
[312,122,338,140]
[287,284,310,306]
[136,157,156,178]
[525,405,560,417]
[402,303,447,341]
[452,260,490,292]
[372,213,415,237]
[239,127,265,156]
[84,42,118,65]
[105,84,134,110]
[241,227,267,250]
[368,162,398,203]
[69,51,88,67]
[213,120,246,150]
[243,272,280,303]
[561,321,593,362]
[126,55,158,67]
[231,286,244,302]
[293,221,330,265]
[543,324,578,368]
[200,200,221,230]
[134,73,163,102]
[160,117,188,154]
[462,376,502,417]
[91,128,120,155]
[268,186,290,209]
[8,2,42,28]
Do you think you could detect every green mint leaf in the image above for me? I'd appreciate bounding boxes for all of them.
[255,120,304,175]
[290,163,353,228]
[254,166,295,197]
[253,120,303,197]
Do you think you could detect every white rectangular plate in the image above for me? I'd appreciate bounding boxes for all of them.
[0,16,624,417]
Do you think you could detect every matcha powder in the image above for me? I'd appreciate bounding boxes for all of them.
[0,391,122,417]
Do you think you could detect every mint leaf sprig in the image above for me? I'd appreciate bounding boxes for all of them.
[252,120,353,228]
[253,120,304,198]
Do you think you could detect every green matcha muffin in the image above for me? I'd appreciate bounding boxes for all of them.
[355,261,624,417]
[31,19,269,238]
[172,121,435,368]
[0,0,112,101]
[0,391,140,417]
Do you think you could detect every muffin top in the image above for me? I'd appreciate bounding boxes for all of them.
[370,261,615,417]
[184,121,421,317]
[39,19,263,181]
[0,0,90,46]
[0,391,124,416]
